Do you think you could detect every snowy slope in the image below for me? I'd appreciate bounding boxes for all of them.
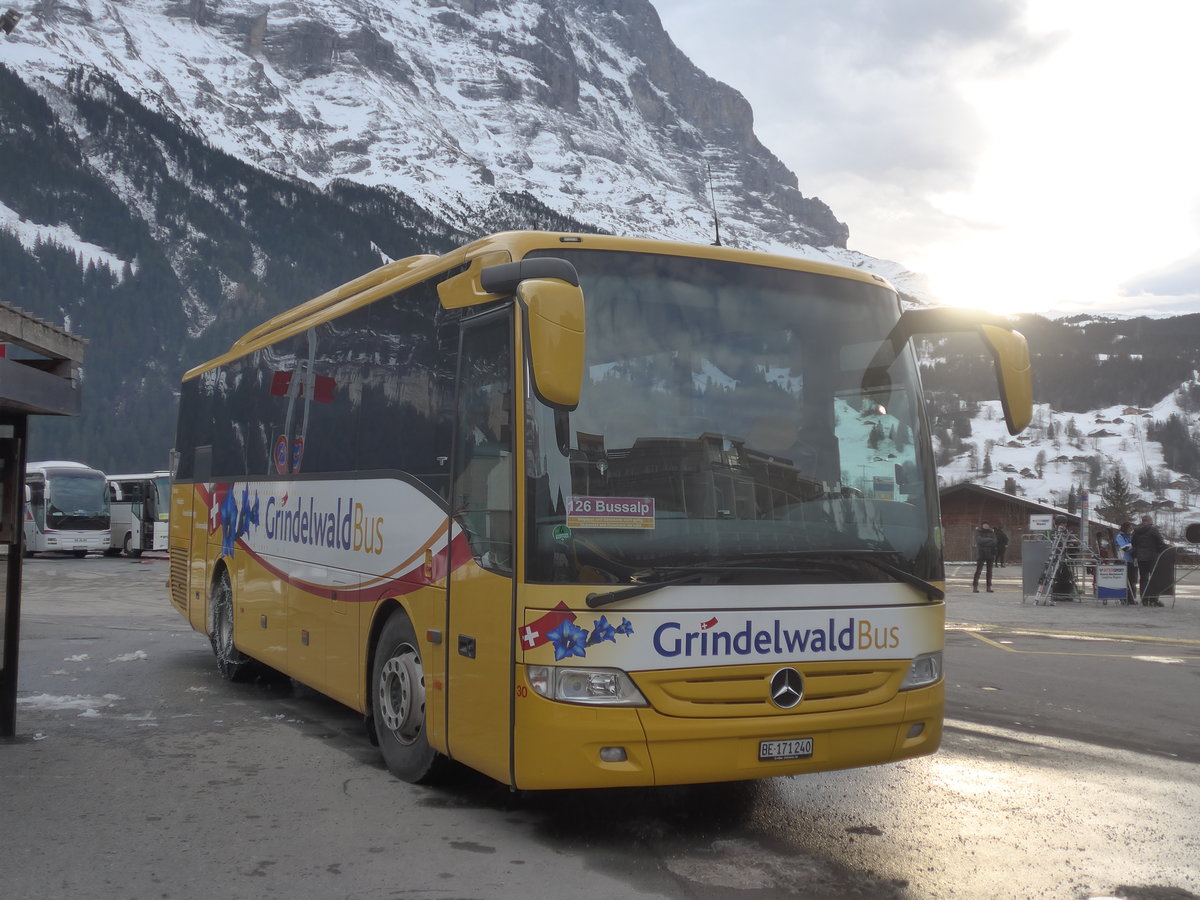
[939,393,1199,537]
[3,0,930,298]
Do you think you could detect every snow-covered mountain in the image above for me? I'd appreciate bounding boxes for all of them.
[0,0,948,468]
[0,0,1193,485]
[4,0,912,273]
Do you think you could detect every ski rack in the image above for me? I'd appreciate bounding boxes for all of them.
[1031,527,1103,606]
[1032,528,1069,606]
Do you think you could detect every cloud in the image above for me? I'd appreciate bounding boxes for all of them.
[655,0,1056,183]
[651,1,1200,316]
[1122,250,1200,298]
[1113,250,1200,316]
[651,0,1060,258]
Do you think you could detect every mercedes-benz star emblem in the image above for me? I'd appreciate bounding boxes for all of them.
[769,667,804,709]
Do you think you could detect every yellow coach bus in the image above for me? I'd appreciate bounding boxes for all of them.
[168,231,1031,789]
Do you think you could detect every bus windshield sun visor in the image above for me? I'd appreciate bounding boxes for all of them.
[480,258,580,294]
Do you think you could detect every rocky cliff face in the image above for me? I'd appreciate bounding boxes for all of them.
[14,0,847,252]
[0,0,919,468]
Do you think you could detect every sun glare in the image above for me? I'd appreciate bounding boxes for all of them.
[905,1,1200,318]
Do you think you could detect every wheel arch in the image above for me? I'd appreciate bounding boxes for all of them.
[365,598,405,692]
[206,557,232,638]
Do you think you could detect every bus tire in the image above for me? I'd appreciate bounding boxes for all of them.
[371,610,445,784]
[209,569,254,682]
[124,534,142,558]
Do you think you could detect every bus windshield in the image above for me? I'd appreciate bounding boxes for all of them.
[45,470,110,529]
[524,249,940,586]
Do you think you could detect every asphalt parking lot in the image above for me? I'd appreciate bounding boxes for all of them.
[2,553,1198,899]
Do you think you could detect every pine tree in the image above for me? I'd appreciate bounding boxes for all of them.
[867,422,884,450]
[1140,468,1159,492]
[1101,470,1136,524]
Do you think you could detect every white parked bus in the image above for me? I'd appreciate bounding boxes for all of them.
[24,461,111,557]
[107,471,170,557]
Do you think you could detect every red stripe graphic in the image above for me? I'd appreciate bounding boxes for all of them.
[517,602,577,650]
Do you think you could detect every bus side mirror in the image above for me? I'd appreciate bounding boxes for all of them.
[517,278,586,411]
[870,307,1033,436]
[978,323,1033,434]
[478,258,587,411]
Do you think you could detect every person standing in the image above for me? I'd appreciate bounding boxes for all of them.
[994,525,1009,567]
[1114,522,1137,604]
[972,521,998,593]
[1131,515,1169,606]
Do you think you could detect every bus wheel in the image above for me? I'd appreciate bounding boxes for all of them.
[210,570,253,681]
[124,534,142,558]
[371,611,445,783]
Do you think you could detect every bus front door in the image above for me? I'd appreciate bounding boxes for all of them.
[446,312,515,784]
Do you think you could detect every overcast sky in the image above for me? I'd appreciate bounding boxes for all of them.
[651,0,1200,318]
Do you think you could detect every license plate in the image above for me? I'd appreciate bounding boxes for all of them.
[759,737,814,761]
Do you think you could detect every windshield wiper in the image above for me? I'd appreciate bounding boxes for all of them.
[584,551,943,608]
[771,550,944,601]
[585,560,846,609]
[586,571,709,608]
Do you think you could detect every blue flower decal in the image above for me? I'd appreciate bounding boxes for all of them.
[587,615,617,646]
[220,486,239,558]
[236,485,259,540]
[616,617,634,636]
[547,621,589,661]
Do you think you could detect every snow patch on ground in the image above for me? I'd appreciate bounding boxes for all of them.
[109,650,149,663]
[17,693,124,713]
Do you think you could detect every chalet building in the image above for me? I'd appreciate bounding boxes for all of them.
[939,483,1114,562]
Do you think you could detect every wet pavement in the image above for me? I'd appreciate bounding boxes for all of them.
[2,554,1198,899]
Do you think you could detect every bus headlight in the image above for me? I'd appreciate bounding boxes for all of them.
[526,665,648,706]
[899,651,943,691]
